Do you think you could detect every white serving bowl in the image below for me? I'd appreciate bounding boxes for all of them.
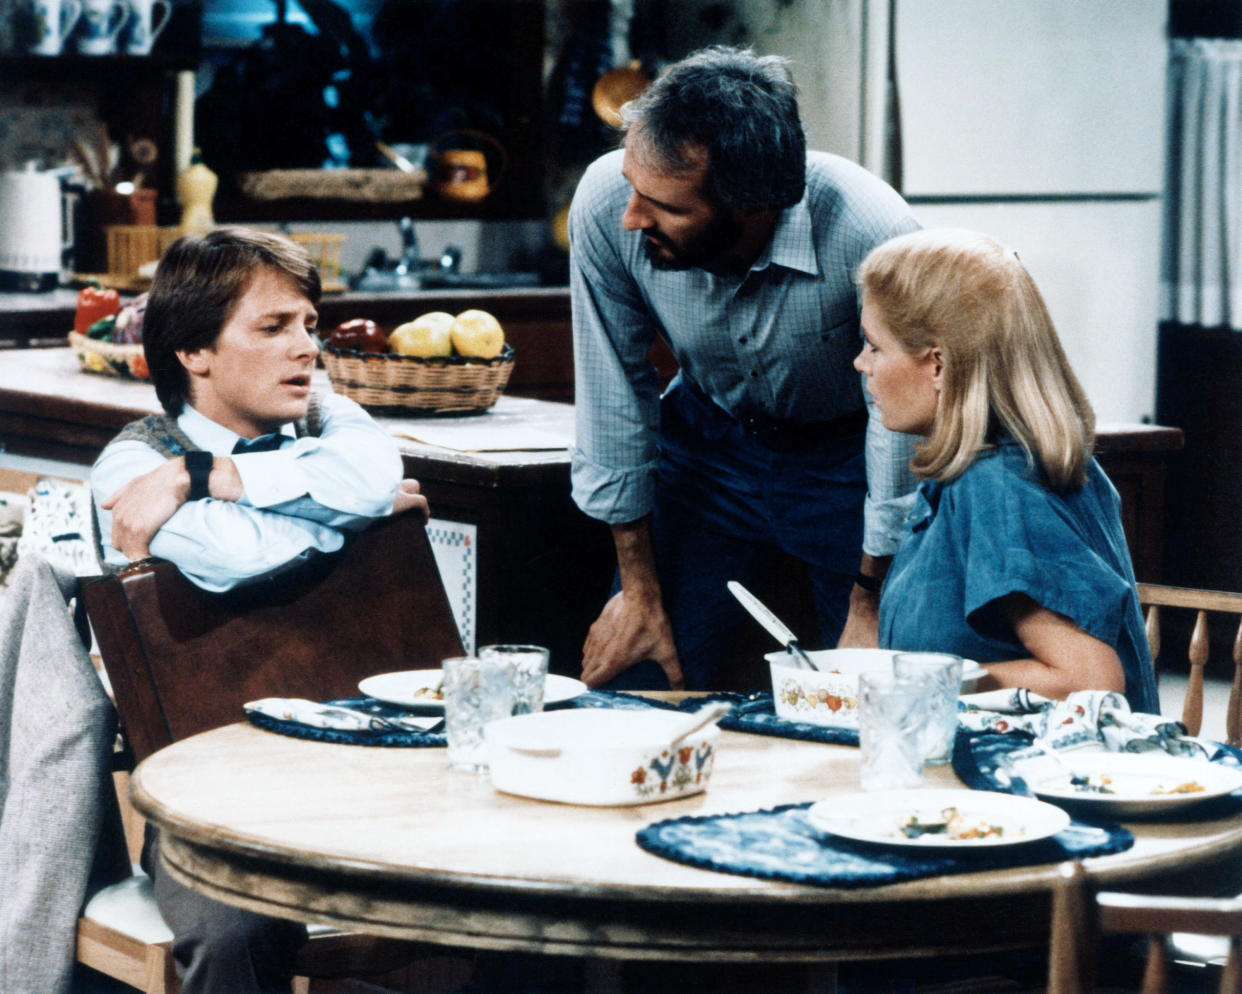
[766,649,984,728]
[486,709,720,806]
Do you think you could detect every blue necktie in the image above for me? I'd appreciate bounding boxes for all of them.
[232,433,287,454]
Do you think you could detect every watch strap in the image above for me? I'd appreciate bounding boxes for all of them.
[185,450,213,501]
[852,571,883,594]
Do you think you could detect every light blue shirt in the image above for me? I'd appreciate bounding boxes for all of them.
[91,392,403,592]
[879,440,1160,713]
[568,149,922,555]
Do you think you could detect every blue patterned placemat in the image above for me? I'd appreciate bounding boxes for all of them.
[245,688,861,748]
[953,731,1242,821]
[637,801,1132,888]
[246,696,447,747]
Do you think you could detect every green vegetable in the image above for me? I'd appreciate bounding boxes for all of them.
[86,315,117,341]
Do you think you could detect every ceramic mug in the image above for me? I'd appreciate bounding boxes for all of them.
[75,0,129,54]
[121,0,169,55]
[27,0,83,55]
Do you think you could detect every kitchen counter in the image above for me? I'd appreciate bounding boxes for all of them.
[0,285,580,402]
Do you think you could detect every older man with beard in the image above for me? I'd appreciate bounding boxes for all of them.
[568,46,921,692]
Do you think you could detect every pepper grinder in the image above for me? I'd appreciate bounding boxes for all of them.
[177,149,217,234]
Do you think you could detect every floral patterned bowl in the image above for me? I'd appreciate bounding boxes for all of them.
[486,709,720,806]
[767,649,984,728]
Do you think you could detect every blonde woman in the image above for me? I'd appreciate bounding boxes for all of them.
[854,229,1158,711]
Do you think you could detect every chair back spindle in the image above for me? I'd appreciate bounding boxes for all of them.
[1137,584,1242,747]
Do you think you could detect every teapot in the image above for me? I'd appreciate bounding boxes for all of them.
[430,130,507,204]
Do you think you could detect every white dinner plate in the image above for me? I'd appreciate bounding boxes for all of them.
[807,788,1071,849]
[358,669,588,714]
[1025,752,1242,817]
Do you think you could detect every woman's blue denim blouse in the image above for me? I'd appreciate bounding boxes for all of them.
[878,439,1159,713]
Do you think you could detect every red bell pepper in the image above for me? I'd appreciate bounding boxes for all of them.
[74,282,121,336]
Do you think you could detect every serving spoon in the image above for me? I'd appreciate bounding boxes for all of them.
[503,702,735,758]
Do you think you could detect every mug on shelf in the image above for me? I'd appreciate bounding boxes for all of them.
[430,130,507,204]
[75,0,130,54]
[120,0,169,56]
[27,0,83,55]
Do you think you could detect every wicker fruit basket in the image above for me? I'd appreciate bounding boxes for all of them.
[68,331,149,380]
[321,344,515,416]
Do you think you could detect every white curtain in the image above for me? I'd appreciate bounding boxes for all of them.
[1161,38,1242,331]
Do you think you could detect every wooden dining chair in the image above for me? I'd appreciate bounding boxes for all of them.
[1048,860,1242,994]
[75,508,468,993]
[81,508,464,765]
[1137,583,1242,746]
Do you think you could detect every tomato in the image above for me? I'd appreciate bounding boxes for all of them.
[327,318,387,353]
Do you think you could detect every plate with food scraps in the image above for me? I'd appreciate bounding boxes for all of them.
[1023,752,1242,817]
[807,788,1070,849]
[358,669,588,714]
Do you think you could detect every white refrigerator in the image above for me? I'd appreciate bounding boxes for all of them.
[804,0,1168,422]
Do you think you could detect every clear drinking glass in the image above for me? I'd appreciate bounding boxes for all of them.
[892,652,964,765]
[478,644,550,715]
[441,655,515,772]
[858,671,926,791]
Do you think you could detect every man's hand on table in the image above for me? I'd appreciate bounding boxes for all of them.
[581,588,684,690]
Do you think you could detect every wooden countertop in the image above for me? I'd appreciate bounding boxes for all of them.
[0,346,575,480]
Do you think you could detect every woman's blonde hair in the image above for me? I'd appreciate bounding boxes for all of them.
[858,228,1094,490]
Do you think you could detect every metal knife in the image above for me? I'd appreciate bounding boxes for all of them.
[727,580,820,671]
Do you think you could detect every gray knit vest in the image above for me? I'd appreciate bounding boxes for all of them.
[112,393,324,456]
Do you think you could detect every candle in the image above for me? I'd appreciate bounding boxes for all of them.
[174,71,195,176]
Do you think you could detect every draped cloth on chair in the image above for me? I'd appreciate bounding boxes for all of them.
[1161,38,1242,331]
[0,555,121,994]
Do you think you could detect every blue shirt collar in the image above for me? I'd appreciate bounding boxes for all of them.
[760,196,819,276]
[177,405,294,457]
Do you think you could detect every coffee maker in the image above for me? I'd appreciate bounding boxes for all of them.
[0,164,78,292]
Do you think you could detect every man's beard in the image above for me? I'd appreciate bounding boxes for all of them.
[643,210,743,271]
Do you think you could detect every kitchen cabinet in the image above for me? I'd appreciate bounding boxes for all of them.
[1,3,203,229]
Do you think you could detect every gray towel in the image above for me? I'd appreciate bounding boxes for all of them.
[0,555,117,994]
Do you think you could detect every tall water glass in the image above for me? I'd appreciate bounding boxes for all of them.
[442,655,515,773]
[479,644,550,715]
[858,671,926,791]
[893,652,963,765]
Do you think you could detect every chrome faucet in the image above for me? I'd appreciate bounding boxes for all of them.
[393,217,419,277]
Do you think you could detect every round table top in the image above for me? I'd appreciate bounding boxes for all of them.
[129,719,1242,964]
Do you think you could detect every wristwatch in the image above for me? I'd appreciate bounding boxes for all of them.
[852,571,883,594]
[185,451,213,501]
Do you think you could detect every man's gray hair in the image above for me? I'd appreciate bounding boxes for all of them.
[620,46,807,211]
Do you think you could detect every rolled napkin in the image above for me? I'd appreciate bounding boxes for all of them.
[244,698,442,734]
[959,689,1206,758]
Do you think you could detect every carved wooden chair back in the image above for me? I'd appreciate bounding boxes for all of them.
[1137,583,1242,746]
[81,509,463,764]
[1048,860,1242,994]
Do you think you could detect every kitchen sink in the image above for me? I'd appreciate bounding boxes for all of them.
[350,269,543,292]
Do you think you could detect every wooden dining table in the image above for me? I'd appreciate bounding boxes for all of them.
[128,702,1242,975]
